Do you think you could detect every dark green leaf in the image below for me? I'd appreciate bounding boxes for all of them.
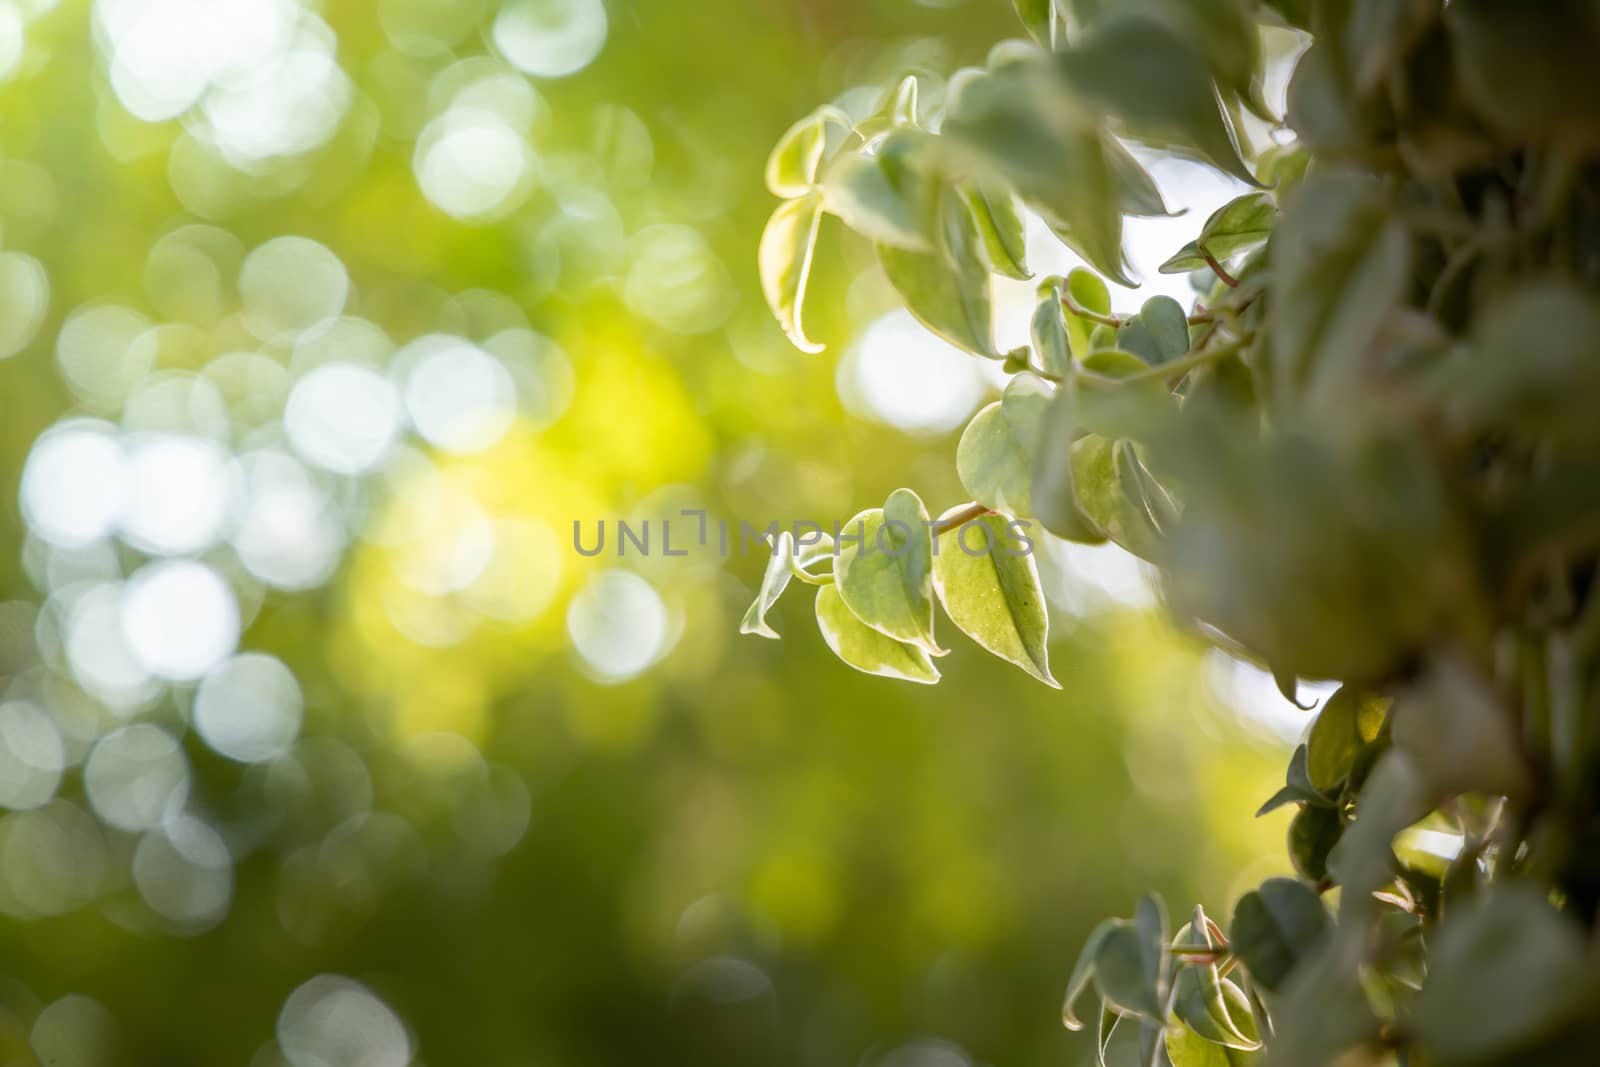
[1256,745,1333,817]
[1228,878,1329,992]
[1288,804,1342,883]
[1446,0,1600,145]
[1064,918,1118,1030]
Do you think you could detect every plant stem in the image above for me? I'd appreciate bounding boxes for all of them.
[1204,250,1240,288]
[933,501,991,535]
[1061,290,1125,327]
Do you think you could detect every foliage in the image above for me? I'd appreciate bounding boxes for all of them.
[755,0,1600,1063]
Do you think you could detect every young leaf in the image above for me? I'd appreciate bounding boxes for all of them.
[740,531,798,639]
[1304,686,1388,792]
[1032,278,1073,380]
[1159,193,1276,274]
[814,584,940,684]
[889,74,919,127]
[765,106,847,197]
[1171,909,1261,1051]
[957,372,1052,517]
[1228,878,1330,993]
[759,194,826,353]
[933,512,1058,686]
[835,489,940,653]
[962,184,1031,280]
[1116,296,1190,366]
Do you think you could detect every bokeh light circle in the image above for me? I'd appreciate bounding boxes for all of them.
[83,723,189,832]
[277,974,411,1067]
[194,652,303,763]
[492,0,607,79]
[285,362,403,475]
[566,569,668,683]
[120,560,240,681]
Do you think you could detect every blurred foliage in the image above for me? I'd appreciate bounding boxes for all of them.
[756,0,1600,1064]
[0,1,1302,1066]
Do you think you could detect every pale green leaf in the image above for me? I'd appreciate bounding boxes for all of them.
[740,531,797,639]
[963,185,1031,280]
[1064,918,1117,1030]
[1159,192,1276,274]
[835,489,940,653]
[957,372,1051,517]
[933,512,1057,686]
[822,150,931,252]
[1093,922,1164,1019]
[765,106,848,197]
[814,584,940,684]
[759,194,826,353]
[1032,278,1073,380]
[1116,296,1189,366]
[877,186,997,358]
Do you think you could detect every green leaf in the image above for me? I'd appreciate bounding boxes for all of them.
[1288,804,1341,883]
[740,531,798,639]
[1268,171,1409,407]
[759,194,826,354]
[765,106,848,197]
[1228,878,1329,993]
[835,489,940,653]
[1070,437,1162,561]
[1064,918,1117,1030]
[1164,1021,1259,1067]
[814,584,940,684]
[1033,384,1109,544]
[957,373,1052,517]
[822,148,932,253]
[1059,14,1257,185]
[1256,745,1334,817]
[1171,909,1260,1051]
[877,185,997,358]
[1444,282,1600,446]
[889,74,919,127]
[1116,296,1189,366]
[942,62,1133,285]
[963,184,1031,280]
[1065,266,1112,357]
[1093,922,1163,1020]
[1082,349,1152,380]
[1032,278,1073,380]
[1412,884,1595,1063]
[1159,193,1276,274]
[1305,686,1387,792]
[1014,0,1054,47]
[933,512,1057,686]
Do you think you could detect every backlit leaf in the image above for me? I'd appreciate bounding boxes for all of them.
[814,584,940,684]
[759,194,826,353]
[740,530,798,639]
[933,512,1057,686]
[957,372,1052,517]
[765,106,848,197]
[1229,878,1330,992]
[835,489,940,653]
[1159,193,1276,274]
[1305,686,1388,792]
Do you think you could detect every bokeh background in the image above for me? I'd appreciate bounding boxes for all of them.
[0,1,1309,1064]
